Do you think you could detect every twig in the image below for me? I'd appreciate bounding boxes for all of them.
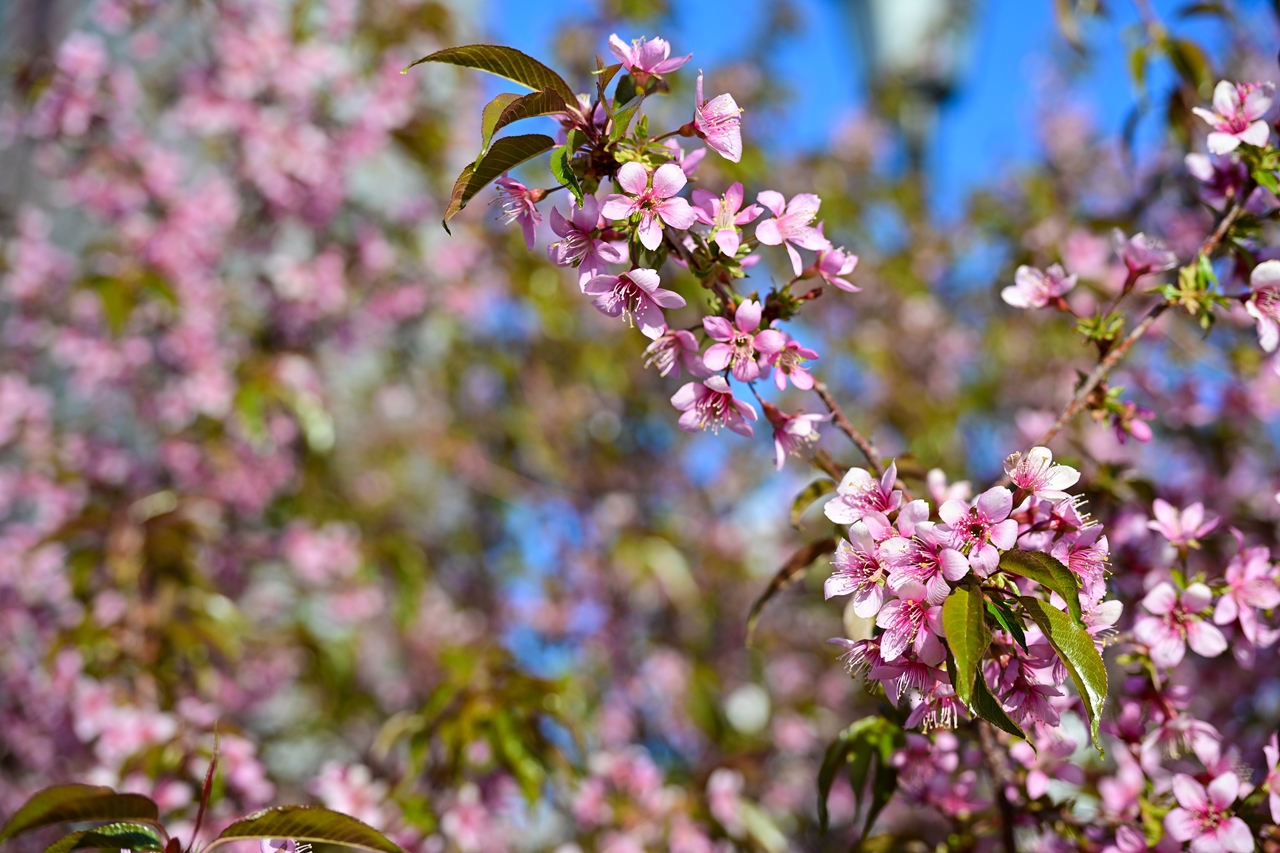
[813,381,883,477]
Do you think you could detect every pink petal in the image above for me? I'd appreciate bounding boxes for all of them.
[756,191,786,218]
[976,487,1013,521]
[753,329,785,355]
[1163,807,1200,842]
[636,214,663,251]
[616,161,649,195]
[754,218,782,246]
[600,195,636,221]
[702,343,733,371]
[714,228,740,257]
[1173,774,1209,811]
[670,382,699,411]
[651,163,687,199]
[785,242,804,277]
[582,274,618,295]
[702,316,734,341]
[649,287,686,309]
[1142,582,1179,616]
[784,193,821,220]
[657,197,697,230]
[852,585,884,619]
[1240,119,1271,147]
[607,34,635,68]
[1208,131,1242,154]
[1182,582,1213,613]
[938,499,969,527]
[735,299,762,332]
[1206,772,1240,810]
[1216,817,1255,853]
[1186,620,1227,659]
[1211,80,1240,116]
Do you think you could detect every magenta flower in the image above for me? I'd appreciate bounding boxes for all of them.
[825,520,888,617]
[642,329,705,379]
[1246,260,1280,352]
[939,487,1018,577]
[1050,525,1109,604]
[762,333,818,391]
[809,234,860,292]
[691,182,761,258]
[1185,153,1249,210]
[548,195,626,287]
[1003,446,1079,501]
[600,162,697,251]
[828,636,886,680]
[1192,79,1275,154]
[875,581,945,664]
[701,299,783,382]
[607,34,691,85]
[763,403,829,470]
[693,71,742,163]
[493,176,542,249]
[755,191,831,276]
[1111,229,1178,279]
[824,461,903,525]
[1265,733,1280,824]
[583,268,685,339]
[670,375,757,437]
[1133,582,1227,669]
[1212,545,1280,646]
[1001,264,1076,309]
[1147,498,1220,548]
[881,519,969,606]
[1164,772,1253,853]
[662,139,706,177]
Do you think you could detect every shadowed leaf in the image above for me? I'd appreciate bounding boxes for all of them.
[204,807,405,853]
[482,89,569,153]
[942,581,990,707]
[442,134,557,229]
[745,537,837,645]
[480,93,522,152]
[1021,596,1107,755]
[43,824,165,853]
[0,787,159,844]
[971,670,1028,742]
[404,45,575,102]
[999,550,1083,624]
[790,479,835,528]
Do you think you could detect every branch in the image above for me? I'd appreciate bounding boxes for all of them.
[813,381,883,477]
[978,721,1019,853]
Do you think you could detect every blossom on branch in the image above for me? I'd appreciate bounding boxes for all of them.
[583,268,685,339]
[1192,79,1274,155]
[693,72,742,163]
[601,162,697,251]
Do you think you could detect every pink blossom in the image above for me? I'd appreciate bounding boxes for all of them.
[1004,446,1079,501]
[493,176,542,249]
[927,469,971,505]
[607,34,691,84]
[1192,80,1275,154]
[1164,772,1253,853]
[876,581,946,664]
[1100,826,1148,853]
[693,72,742,163]
[662,139,706,177]
[1111,229,1178,279]
[809,234,860,292]
[1147,498,1219,548]
[939,487,1018,576]
[1245,259,1280,352]
[824,461,903,525]
[763,403,829,470]
[600,162,697,251]
[260,840,296,853]
[642,329,705,378]
[691,182,761,258]
[903,678,964,730]
[1212,545,1280,645]
[754,191,831,276]
[1185,153,1249,210]
[1133,582,1227,669]
[762,333,819,391]
[828,636,886,680]
[701,299,782,381]
[583,268,685,339]
[1050,525,1109,603]
[1001,264,1076,309]
[548,195,625,287]
[824,520,889,617]
[670,376,757,437]
[881,511,970,606]
[1264,733,1280,824]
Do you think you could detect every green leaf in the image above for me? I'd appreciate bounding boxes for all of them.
[985,598,1028,651]
[43,824,165,853]
[564,128,586,155]
[941,582,990,707]
[790,479,835,528]
[593,59,623,104]
[1021,596,1108,755]
[404,45,576,102]
[817,717,877,834]
[549,146,583,205]
[745,537,837,645]
[0,787,160,844]
[971,670,1028,741]
[1253,167,1280,195]
[998,550,1083,625]
[1165,38,1213,94]
[442,134,557,230]
[614,75,637,111]
[609,95,643,143]
[481,89,570,153]
[479,93,521,152]
[204,807,405,853]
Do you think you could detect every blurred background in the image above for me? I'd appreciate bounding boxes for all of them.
[2,0,1280,851]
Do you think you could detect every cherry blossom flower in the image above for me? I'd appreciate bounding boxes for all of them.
[1192,80,1275,154]
[701,299,782,381]
[662,139,705,177]
[1050,525,1109,603]
[824,520,889,617]
[548,195,625,287]
[1264,733,1280,823]
[904,679,964,730]
[1185,153,1249,210]
[1100,826,1148,853]
[828,636,885,679]
[260,841,296,853]
[927,468,971,505]
[809,237,859,292]
[693,72,742,163]
[493,176,543,249]
[755,191,830,276]
[583,268,685,339]
[939,487,1018,576]
[881,504,969,606]
[1147,498,1220,548]
[642,329,704,378]
[763,402,829,470]
[1134,582,1227,669]
[1111,229,1178,280]
[824,461,903,525]
[600,162,697,251]
[876,581,945,664]
[670,376,757,437]
[1164,772,1253,853]
[762,333,818,391]
[1212,545,1280,646]
[1009,731,1084,800]
[1245,259,1280,352]
[608,34,691,85]
[1001,264,1076,309]
[1004,446,1079,501]
[691,182,761,258]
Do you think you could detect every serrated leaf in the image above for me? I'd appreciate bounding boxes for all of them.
[594,59,622,104]
[404,45,575,102]
[0,787,160,844]
[482,89,570,153]
[999,550,1084,624]
[549,146,583,205]
[1021,596,1108,755]
[985,598,1028,651]
[942,582,991,707]
[43,823,165,853]
[971,669,1028,741]
[442,134,557,229]
[791,479,836,528]
[480,93,522,152]
[203,807,405,853]
[745,537,837,645]
[609,95,643,143]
